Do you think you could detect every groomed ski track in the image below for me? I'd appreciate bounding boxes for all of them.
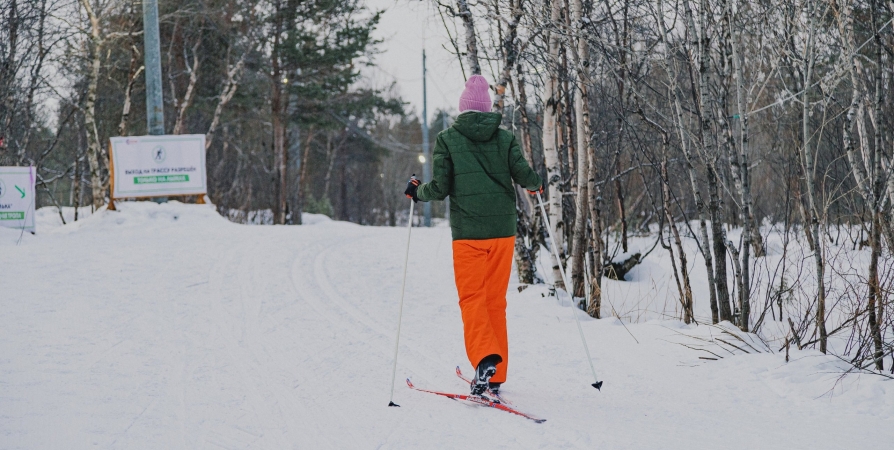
[1,202,892,449]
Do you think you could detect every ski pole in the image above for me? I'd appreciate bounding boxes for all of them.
[536,191,603,390]
[388,198,415,406]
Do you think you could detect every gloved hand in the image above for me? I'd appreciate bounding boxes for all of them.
[404,175,421,202]
[527,185,544,195]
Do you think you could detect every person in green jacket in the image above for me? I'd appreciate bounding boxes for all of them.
[404,75,542,396]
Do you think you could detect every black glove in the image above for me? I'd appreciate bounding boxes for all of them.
[404,175,421,202]
[527,185,544,195]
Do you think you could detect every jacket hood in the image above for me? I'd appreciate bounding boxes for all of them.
[452,111,502,142]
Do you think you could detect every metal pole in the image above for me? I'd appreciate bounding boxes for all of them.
[142,0,167,203]
[421,50,431,227]
[142,0,165,135]
[388,199,415,406]
[536,191,603,390]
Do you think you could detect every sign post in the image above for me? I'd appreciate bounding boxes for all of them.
[108,135,207,209]
[0,166,36,233]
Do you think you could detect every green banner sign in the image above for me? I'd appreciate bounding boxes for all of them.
[133,174,190,184]
[0,211,25,220]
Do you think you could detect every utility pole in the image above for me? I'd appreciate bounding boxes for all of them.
[143,0,165,135]
[421,49,431,226]
[143,0,167,203]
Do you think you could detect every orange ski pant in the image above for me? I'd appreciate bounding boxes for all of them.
[452,236,515,384]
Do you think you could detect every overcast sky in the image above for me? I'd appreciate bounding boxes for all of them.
[364,0,468,122]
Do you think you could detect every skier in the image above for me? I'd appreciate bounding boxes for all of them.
[404,75,543,396]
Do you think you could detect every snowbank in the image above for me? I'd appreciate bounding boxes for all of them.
[1,201,891,448]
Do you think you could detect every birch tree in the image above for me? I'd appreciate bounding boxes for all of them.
[798,0,828,352]
[541,0,567,289]
[78,0,108,209]
[569,0,591,298]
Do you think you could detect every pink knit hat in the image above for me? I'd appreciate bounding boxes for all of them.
[458,75,492,112]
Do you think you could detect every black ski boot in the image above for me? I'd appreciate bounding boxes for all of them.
[488,382,502,396]
[470,354,501,396]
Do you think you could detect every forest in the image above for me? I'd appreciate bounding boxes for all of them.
[2,0,893,375]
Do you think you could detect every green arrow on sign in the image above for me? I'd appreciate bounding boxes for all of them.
[15,185,25,198]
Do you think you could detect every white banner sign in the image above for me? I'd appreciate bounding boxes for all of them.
[0,166,36,232]
[110,134,207,198]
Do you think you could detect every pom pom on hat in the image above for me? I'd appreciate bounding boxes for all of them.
[458,75,492,113]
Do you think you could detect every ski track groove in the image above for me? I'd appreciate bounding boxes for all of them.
[208,236,342,449]
[309,234,452,379]
[252,236,359,449]
[287,240,378,383]
[288,235,433,374]
[207,246,289,449]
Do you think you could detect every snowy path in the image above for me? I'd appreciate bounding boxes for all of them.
[1,203,891,449]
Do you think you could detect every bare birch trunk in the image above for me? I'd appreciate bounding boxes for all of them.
[727,238,743,320]
[514,187,538,285]
[173,38,201,135]
[561,38,575,185]
[117,18,140,136]
[490,0,537,284]
[570,0,590,298]
[79,0,105,209]
[869,1,885,369]
[586,126,603,319]
[516,64,535,165]
[492,0,522,112]
[868,211,884,370]
[726,0,756,329]
[457,0,481,76]
[838,0,882,365]
[571,0,596,297]
[708,168,733,322]
[681,0,720,323]
[542,0,566,290]
[799,0,827,352]
[117,49,143,137]
[664,156,694,323]
[514,62,539,285]
[838,1,874,206]
[206,53,246,150]
[707,35,733,320]
[694,0,732,323]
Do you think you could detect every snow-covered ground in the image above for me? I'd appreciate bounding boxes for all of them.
[1,202,891,449]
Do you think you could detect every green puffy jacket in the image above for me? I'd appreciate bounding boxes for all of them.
[417,111,542,240]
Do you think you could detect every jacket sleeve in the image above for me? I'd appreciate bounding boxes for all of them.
[508,135,542,191]
[416,134,452,202]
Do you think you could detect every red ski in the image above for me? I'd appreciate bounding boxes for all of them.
[406,378,545,423]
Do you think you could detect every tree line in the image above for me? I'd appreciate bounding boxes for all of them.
[1,0,416,226]
[438,0,892,373]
